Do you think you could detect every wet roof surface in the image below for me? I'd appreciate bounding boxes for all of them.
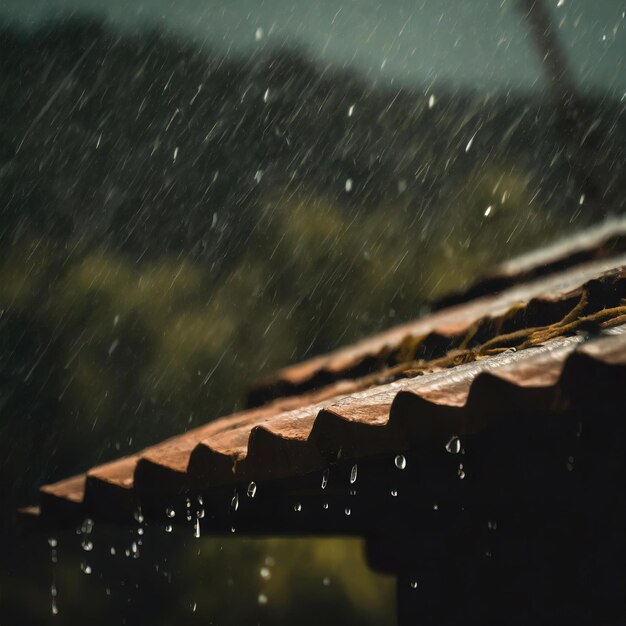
[22,222,626,528]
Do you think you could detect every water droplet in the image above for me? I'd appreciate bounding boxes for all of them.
[350,464,358,484]
[260,567,271,580]
[394,454,406,470]
[322,502,329,510]
[194,519,201,539]
[433,503,439,511]
[465,133,477,152]
[484,205,493,217]
[81,518,94,534]
[348,104,355,117]
[110,547,116,555]
[48,538,58,548]
[323,577,331,586]
[191,602,197,613]
[263,88,270,103]
[457,463,466,479]
[165,525,172,533]
[409,580,418,589]
[134,508,144,524]
[255,27,264,41]
[197,508,205,519]
[231,491,239,511]
[81,540,93,552]
[445,436,461,454]
[488,520,497,531]
[197,495,203,506]
[258,593,268,605]
[349,489,357,496]
[294,503,302,512]
[80,562,92,575]
[428,94,436,109]
[321,468,329,489]
[391,489,398,497]
[166,507,176,519]
[51,585,58,615]
[247,482,257,498]
[345,178,353,192]
[344,507,351,516]
[137,527,144,536]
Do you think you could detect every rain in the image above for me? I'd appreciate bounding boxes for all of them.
[1,0,625,624]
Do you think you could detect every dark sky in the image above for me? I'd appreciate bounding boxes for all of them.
[2,0,625,92]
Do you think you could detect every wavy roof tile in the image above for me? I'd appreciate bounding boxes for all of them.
[20,222,626,530]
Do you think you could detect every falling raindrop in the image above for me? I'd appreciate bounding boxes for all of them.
[258,593,268,605]
[458,463,466,479]
[48,538,58,548]
[247,482,257,498]
[51,584,58,615]
[81,540,93,552]
[391,489,398,497]
[323,576,331,586]
[348,104,355,117]
[322,503,329,510]
[433,503,439,511]
[80,562,92,575]
[394,454,407,470]
[409,580,418,589]
[428,94,436,108]
[345,178,353,192]
[350,464,358,484]
[260,567,271,580]
[194,519,201,539]
[165,525,172,533]
[488,520,497,530]
[344,507,351,516]
[231,491,239,511]
[166,507,176,518]
[321,468,329,489]
[294,503,302,512]
[445,436,462,454]
[567,456,575,471]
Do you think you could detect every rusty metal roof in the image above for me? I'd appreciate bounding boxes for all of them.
[22,232,626,527]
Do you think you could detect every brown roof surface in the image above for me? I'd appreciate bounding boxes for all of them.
[22,236,626,527]
[248,252,626,405]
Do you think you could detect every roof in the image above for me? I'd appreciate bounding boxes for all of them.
[20,221,626,530]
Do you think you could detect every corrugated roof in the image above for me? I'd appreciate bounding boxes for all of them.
[247,253,626,406]
[21,244,626,528]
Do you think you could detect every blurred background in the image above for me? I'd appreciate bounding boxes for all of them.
[0,0,624,623]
